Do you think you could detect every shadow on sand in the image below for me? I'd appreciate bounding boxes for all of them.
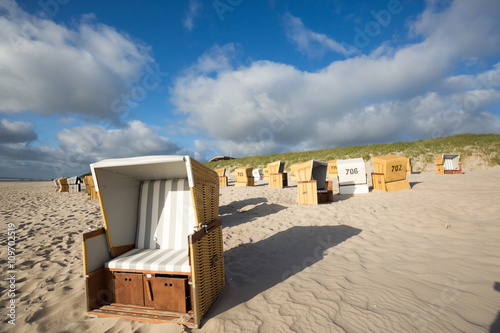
[491,282,500,333]
[206,225,362,318]
[219,197,288,228]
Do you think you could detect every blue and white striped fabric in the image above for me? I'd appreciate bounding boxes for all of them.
[106,178,196,273]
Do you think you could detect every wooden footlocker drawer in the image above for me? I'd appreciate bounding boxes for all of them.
[113,272,144,306]
[144,275,189,313]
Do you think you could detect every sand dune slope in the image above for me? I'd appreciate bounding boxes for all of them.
[1,168,499,332]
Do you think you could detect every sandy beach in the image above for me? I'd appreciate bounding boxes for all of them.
[1,167,500,333]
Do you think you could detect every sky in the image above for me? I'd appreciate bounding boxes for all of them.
[1,0,500,179]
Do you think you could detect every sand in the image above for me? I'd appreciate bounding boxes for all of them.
[1,168,500,333]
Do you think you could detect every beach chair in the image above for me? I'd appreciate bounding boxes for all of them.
[328,160,338,177]
[235,167,254,186]
[407,158,413,175]
[83,176,91,195]
[81,156,224,328]
[268,161,287,188]
[57,177,69,193]
[371,155,411,191]
[216,168,228,186]
[436,154,462,174]
[289,163,302,181]
[336,158,369,194]
[263,167,270,180]
[53,178,61,192]
[296,160,333,204]
[67,176,82,193]
[252,168,264,181]
[84,175,99,200]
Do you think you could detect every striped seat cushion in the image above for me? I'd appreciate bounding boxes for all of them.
[107,178,196,273]
[444,159,455,170]
[105,248,191,273]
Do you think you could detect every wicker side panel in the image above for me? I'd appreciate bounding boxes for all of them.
[191,159,219,226]
[191,225,225,325]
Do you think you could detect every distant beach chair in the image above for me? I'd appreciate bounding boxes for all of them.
[263,167,270,180]
[296,160,333,204]
[53,178,61,192]
[252,168,264,181]
[371,155,411,191]
[83,175,99,200]
[67,176,83,193]
[436,154,462,174]
[336,158,369,194]
[407,158,413,174]
[57,177,69,193]
[328,160,338,177]
[289,163,302,181]
[268,161,287,188]
[235,167,254,186]
[216,168,228,186]
[82,155,224,328]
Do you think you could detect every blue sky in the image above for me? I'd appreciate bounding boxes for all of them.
[1,0,499,179]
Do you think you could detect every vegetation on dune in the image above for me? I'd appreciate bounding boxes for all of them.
[203,134,500,172]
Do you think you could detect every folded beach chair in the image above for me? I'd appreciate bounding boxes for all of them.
[371,155,411,191]
[235,167,254,186]
[296,160,333,204]
[252,168,264,181]
[328,160,338,176]
[81,156,224,328]
[57,177,69,193]
[216,168,228,186]
[336,158,369,194]
[268,161,287,188]
[436,154,462,174]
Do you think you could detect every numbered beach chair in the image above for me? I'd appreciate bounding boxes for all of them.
[252,168,264,181]
[235,167,254,186]
[268,161,287,188]
[216,168,228,186]
[371,155,411,191]
[328,160,338,177]
[81,156,225,328]
[296,160,333,204]
[436,154,462,174]
[336,158,369,194]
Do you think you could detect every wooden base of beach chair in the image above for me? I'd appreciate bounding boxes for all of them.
[371,173,410,191]
[443,164,462,174]
[269,173,288,188]
[218,176,228,186]
[88,304,195,326]
[235,177,254,187]
[436,164,444,174]
[297,181,333,205]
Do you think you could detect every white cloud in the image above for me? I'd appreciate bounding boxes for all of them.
[0,0,153,120]
[183,0,202,31]
[171,0,500,157]
[0,120,195,178]
[282,12,356,58]
[0,119,37,143]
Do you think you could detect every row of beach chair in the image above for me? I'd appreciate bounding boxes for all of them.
[81,153,462,328]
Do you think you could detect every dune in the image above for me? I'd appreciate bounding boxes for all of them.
[1,167,499,332]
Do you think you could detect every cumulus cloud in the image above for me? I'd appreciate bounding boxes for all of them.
[183,0,202,31]
[171,0,500,157]
[0,0,153,120]
[282,12,356,58]
[0,119,37,143]
[0,120,194,178]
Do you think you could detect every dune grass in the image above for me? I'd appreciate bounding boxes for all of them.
[204,134,500,172]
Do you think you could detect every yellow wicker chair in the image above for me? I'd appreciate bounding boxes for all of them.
[436,154,462,174]
[82,156,224,328]
[235,167,254,186]
[296,160,333,204]
[216,168,228,186]
[268,161,287,188]
[57,177,69,193]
